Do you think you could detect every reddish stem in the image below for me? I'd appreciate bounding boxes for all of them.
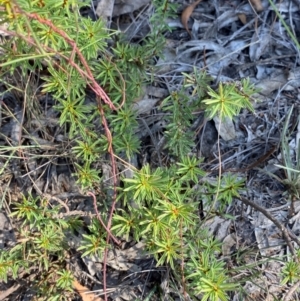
[7,4,121,300]
[87,191,120,246]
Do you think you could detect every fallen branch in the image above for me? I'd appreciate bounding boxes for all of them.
[237,196,300,261]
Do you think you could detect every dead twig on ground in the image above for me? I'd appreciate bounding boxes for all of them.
[283,280,300,301]
[237,196,300,261]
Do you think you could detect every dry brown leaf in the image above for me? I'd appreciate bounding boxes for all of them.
[238,13,247,25]
[249,0,263,12]
[181,0,202,35]
[73,279,103,301]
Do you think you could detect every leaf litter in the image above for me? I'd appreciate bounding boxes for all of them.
[1,0,300,300]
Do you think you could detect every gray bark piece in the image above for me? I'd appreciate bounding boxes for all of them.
[214,116,236,141]
[0,212,16,249]
[96,0,115,21]
[112,0,151,17]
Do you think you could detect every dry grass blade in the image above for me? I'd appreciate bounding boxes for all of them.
[181,0,202,35]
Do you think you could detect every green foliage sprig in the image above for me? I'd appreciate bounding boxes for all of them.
[0,194,78,299]
[112,156,240,299]
[202,78,256,120]
[0,0,264,300]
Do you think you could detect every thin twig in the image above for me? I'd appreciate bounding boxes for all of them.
[283,280,300,301]
[87,192,120,246]
[24,12,116,111]
[96,104,119,301]
[7,4,121,300]
[237,196,300,260]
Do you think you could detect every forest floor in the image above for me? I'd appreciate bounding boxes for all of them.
[2,0,300,300]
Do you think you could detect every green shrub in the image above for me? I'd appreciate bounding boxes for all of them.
[0,0,260,300]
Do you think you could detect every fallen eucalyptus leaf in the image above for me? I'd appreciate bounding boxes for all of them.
[214,116,236,141]
[288,67,300,88]
[181,0,202,35]
[249,27,271,61]
[254,72,288,96]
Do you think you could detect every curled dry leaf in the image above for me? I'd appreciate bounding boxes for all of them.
[249,0,263,12]
[238,13,247,25]
[73,279,103,301]
[238,0,263,26]
[181,0,202,35]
